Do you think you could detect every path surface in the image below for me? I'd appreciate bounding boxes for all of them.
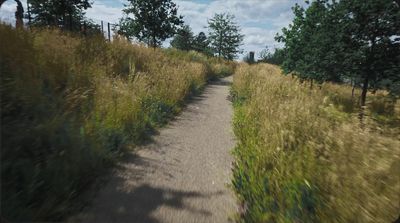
[72,77,236,223]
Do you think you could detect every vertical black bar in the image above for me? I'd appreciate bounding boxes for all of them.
[108,22,111,41]
[69,14,73,31]
[84,21,87,36]
[101,20,104,35]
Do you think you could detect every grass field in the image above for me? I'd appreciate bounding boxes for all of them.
[0,24,235,221]
[231,63,399,223]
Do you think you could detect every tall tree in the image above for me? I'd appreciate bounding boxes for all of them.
[277,1,342,83]
[28,0,91,30]
[338,0,400,106]
[207,13,244,60]
[192,32,212,56]
[170,25,194,51]
[258,47,285,65]
[277,0,400,105]
[119,0,184,48]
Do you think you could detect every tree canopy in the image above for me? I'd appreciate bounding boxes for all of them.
[119,0,184,47]
[170,25,194,51]
[208,13,244,60]
[277,0,400,105]
[192,32,213,56]
[258,47,285,65]
[28,0,91,30]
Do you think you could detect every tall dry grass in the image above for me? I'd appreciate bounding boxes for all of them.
[0,24,234,221]
[231,63,399,223]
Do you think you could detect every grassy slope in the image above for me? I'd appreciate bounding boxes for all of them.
[0,24,235,221]
[231,63,399,223]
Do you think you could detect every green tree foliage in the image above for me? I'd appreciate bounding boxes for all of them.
[192,32,213,56]
[28,0,91,30]
[339,0,400,105]
[170,25,194,51]
[258,47,285,65]
[119,0,184,47]
[277,0,400,106]
[276,1,342,83]
[207,13,244,60]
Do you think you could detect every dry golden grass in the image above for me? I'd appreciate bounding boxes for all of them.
[231,63,399,223]
[0,24,234,221]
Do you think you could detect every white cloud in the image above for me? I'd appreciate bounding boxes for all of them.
[85,1,123,24]
[174,0,303,57]
[0,0,27,24]
[0,0,303,58]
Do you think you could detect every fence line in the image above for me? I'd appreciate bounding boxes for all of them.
[0,2,118,41]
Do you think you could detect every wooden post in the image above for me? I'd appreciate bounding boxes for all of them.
[108,22,111,41]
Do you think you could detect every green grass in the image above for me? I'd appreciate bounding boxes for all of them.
[0,24,234,222]
[231,63,399,223]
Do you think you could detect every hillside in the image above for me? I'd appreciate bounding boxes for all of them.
[0,24,235,221]
[231,63,400,222]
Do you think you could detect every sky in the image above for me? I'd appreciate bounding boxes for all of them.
[0,0,306,59]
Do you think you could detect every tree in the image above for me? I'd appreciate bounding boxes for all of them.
[258,47,285,65]
[276,1,343,83]
[119,0,184,48]
[207,13,244,60]
[170,25,194,51]
[192,32,213,56]
[338,0,400,106]
[28,0,91,31]
[277,0,400,106]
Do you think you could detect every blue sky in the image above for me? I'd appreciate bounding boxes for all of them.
[1,0,306,58]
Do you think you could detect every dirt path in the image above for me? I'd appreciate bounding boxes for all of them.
[72,77,236,223]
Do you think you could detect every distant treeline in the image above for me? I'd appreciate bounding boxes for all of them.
[6,0,245,60]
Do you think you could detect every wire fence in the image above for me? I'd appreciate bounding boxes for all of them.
[89,17,118,41]
[0,3,118,41]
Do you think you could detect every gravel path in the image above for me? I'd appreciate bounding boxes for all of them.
[72,77,236,223]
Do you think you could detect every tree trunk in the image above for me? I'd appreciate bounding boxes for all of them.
[15,0,24,28]
[358,76,369,125]
[351,80,355,99]
[218,32,222,58]
[62,13,66,30]
[152,35,157,49]
[360,76,368,107]
[69,12,73,31]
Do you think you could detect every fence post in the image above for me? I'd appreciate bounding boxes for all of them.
[101,20,104,35]
[107,22,111,41]
[83,21,87,36]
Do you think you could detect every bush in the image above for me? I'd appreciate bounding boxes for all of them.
[231,63,399,223]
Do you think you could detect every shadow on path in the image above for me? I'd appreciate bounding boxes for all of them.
[76,152,225,223]
[209,78,232,86]
[71,76,234,223]
[91,183,218,223]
